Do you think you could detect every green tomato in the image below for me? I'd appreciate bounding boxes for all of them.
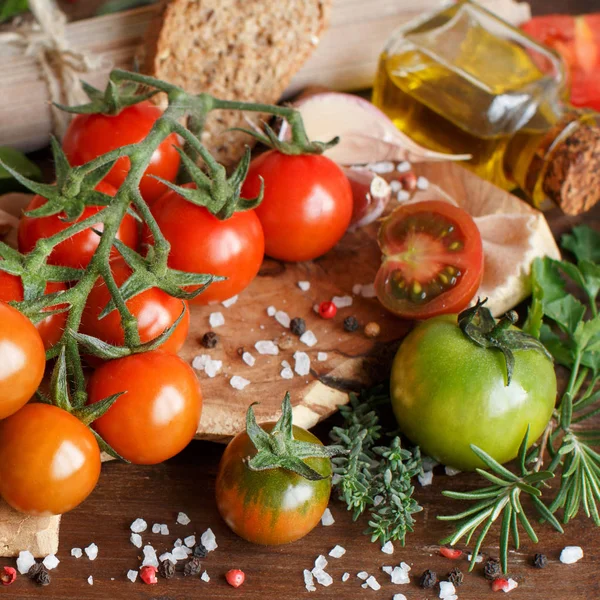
[390,315,557,471]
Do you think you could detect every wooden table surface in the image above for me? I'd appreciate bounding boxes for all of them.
[7,0,600,598]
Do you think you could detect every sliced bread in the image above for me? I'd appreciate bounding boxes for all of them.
[144,0,331,166]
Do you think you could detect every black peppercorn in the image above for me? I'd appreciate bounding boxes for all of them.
[184,557,202,577]
[202,331,218,348]
[343,316,359,332]
[158,559,175,579]
[533,553,548,569]
[32,565,51,586]
[448,567,464,587]
[419,569,437,589]
[193,542,208,558]
[290,317,306,336]
[484,557,502,581]
[28,563,44,579]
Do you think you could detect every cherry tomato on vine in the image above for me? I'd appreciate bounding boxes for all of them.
[215,422,332,545]
[87,351,202,464]
[0,302,45,420]
[62,101,181,205]
[17,181,139,269]
[0,272,67,350]
[80,258,189,355]
[241,150,353,262]
[375,200,483,319]
[0,404,101,515]
[146,184,265,304]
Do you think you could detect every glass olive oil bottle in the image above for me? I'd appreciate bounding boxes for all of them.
[373,1,600,215]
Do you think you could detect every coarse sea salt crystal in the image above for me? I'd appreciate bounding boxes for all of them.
[267,306,276,317]
[127,570,138,583]
[419,471,434,486]
[468,553,484,563]
[201,528,218,552]
[332,295,353,309]
[204,358,222,378]
[294,351,310,376]
[298,281,311,291]
[43,554,59,570]
[397,190,411,202]
[159,552,176,564]
[352,283,363,295]
[366,576,381,591]
[397,161,411,173]
[152,523,161,534]
[304,569,316,592]
[85,543,98,561]
[416,176,429,190]
[160,524,169,535]
[130,533,142,548]
[142,545,158,568]
[400,562,411,572]
[299,330,317,347]
[422,456,439,471]
[317,352,327,362]
[130,518,147,533]
[275,310,291,328]
[439,581,456,598]
[361,283,377,298]
[560,546,584,564]
[71,548,83,559]
[184,535,196,548]
[222,295,238,308]
[312,568,333,587]
[281,360,291,369]
[209,312,225,328]
[321,508,335,526]
[280,367,294,379]
[342,572,350,582]
[255,340,279,355]
[201,571,210,582]
[357,571,369,580]
[88,576,94,585]
[368,161,394,174]
[177,512,191,525]
[391,566,410,584]
[381,540,394,554]
[314,555,328,570]
[172,546,189,560]
[390,180,402,193]
[17,551,35,575]
[382,566,393,575]
[192,355,208,370]
[230,375,250,390]
[445,466,461,476]
[174,538,183,547]
[506,578,519,592]
[393,595,408,600]
[329,545,346,558]
[242,351,255,367]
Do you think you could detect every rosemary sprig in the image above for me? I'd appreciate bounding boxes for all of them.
[329,387,423,546]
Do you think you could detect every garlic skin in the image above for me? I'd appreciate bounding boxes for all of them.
[345,167,391,229]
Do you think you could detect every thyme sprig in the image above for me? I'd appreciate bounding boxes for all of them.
[330,387,423,546]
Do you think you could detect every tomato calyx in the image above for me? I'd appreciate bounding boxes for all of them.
[245,393,346,481]
[458,299,553,386]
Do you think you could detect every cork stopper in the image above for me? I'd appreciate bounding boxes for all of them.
[543,125,600,216]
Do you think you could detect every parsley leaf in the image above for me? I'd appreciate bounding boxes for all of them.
[562,226,600,264]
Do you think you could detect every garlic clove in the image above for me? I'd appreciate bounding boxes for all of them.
[344,167,391,229]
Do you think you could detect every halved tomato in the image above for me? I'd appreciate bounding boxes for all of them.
[375,200,483,319]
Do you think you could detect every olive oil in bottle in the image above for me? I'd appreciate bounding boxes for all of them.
[373,0,600,215]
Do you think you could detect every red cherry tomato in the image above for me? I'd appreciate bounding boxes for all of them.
[87,351,202,464]
[375,201,483,319]
[80,258,189,355]
[0,272,67,350]
[17,181,139,269]
[241,151,353,262]
[318,301,337,319]
[0,404,101,515]
[62,101,181,205]
[146,184,264,304]
[0,302,45,420]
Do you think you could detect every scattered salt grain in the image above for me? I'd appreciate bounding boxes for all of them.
[332,295,353,309]
[127,570,138,583]
[393,595,408,600]
[184,535,196,548]
[130,518,147,533]
[43,554,59,570]
[174,539,183,547]
[17,551,35,575]
[242,352,255,367]
[312,568,333,587]
[142,545,158,568]
[85,543,98,561]
[357,571,369,580]
[71,548,83,559]
[304,569,316,592]
[368,161,394,174]
[419,470,434,486]
[298,281,311,291]
[321,508,335,526]
[317,352,328,362]
[281,360,291,369]
[390,566,410,584]
[280,367,294,379]
[342,572,350,582]
[130,533,143,548]
[177,512,191,526]
[222,295,238,308]
[209,312,225,328]
[352,283,363,295]
[373,495,384,507]
[422,456,439,471]
[366,575,381,591]
[506,578,519,592]
[360,283,377,298]
[205,358,222,378]
[299,330,318,347]
[152,523,161,534]
[88,576,93,586]
[381,540,394,554]
[159,552,176,564]
[230,375,250,390]
[468,553,484,563]
[397,190,411,202]
[172,547,189,560]
[192,355,208,370]
[416,176,430,190]
[445,466,461,476]
[390,180,402,193]
[275,310,291,328]
[439,581,456,598]
[255,340,279,355]
[201,528,218,552]
[267,306,276,317]
[329,545,346,558]
[382,566,393,575]
[397,161,411,173]
[314,555,328,570]
[160,524,169,535]
[560,546,584,564]
[294,351,311,376]
[400,562,411,572]
[201,571,210,582]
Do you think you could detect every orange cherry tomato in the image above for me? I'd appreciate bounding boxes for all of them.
[62,101,181,205]
[17,181,139,269]
[0,404,101,515]
[0,272,67,350]
[80,258,189,354]
[0,302,45,420]
[87,351,202,464]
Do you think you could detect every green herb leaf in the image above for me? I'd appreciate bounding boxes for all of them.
[0,147,41,192]
[562,226,600,264]
[544,294,586,335]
